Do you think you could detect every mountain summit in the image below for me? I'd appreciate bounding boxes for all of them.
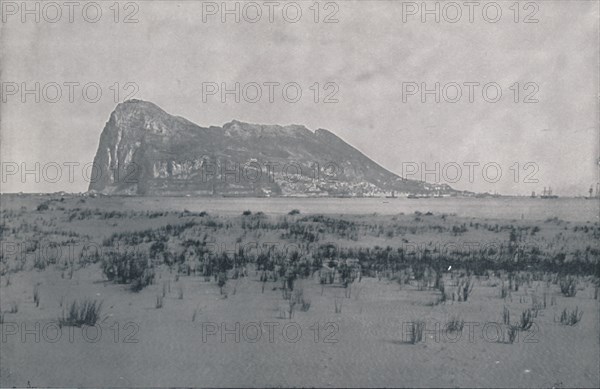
[88,100,454,196]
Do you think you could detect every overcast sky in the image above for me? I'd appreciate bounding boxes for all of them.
[1,0,598,196]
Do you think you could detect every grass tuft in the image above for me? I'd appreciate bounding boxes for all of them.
[457,277,474,302]
[520,308,534,330]
[502,306,510,325]
[59,299,103,327]
[334,297,343,313]
[408,320,425,344]
[500,281,510,299]
[506,325,519,344]
[557,306,583,326]
[33,283,41,307]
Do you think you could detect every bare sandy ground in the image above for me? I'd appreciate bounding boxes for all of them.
[1,194,598,387]
[1,264,598,388]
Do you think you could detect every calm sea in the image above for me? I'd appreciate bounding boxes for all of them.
[132,197,599,223]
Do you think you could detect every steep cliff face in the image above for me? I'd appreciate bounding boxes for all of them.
[89,100,454,196]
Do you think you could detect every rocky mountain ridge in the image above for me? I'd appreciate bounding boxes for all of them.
[88,100,457,197]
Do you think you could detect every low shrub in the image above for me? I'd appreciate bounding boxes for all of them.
[559,276,577,297]
[291,289,311,312]
[101,252,155,292]
[446,315,464,333]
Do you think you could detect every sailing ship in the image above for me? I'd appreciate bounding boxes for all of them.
[540,187,558,199]
[584,183,599,199]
